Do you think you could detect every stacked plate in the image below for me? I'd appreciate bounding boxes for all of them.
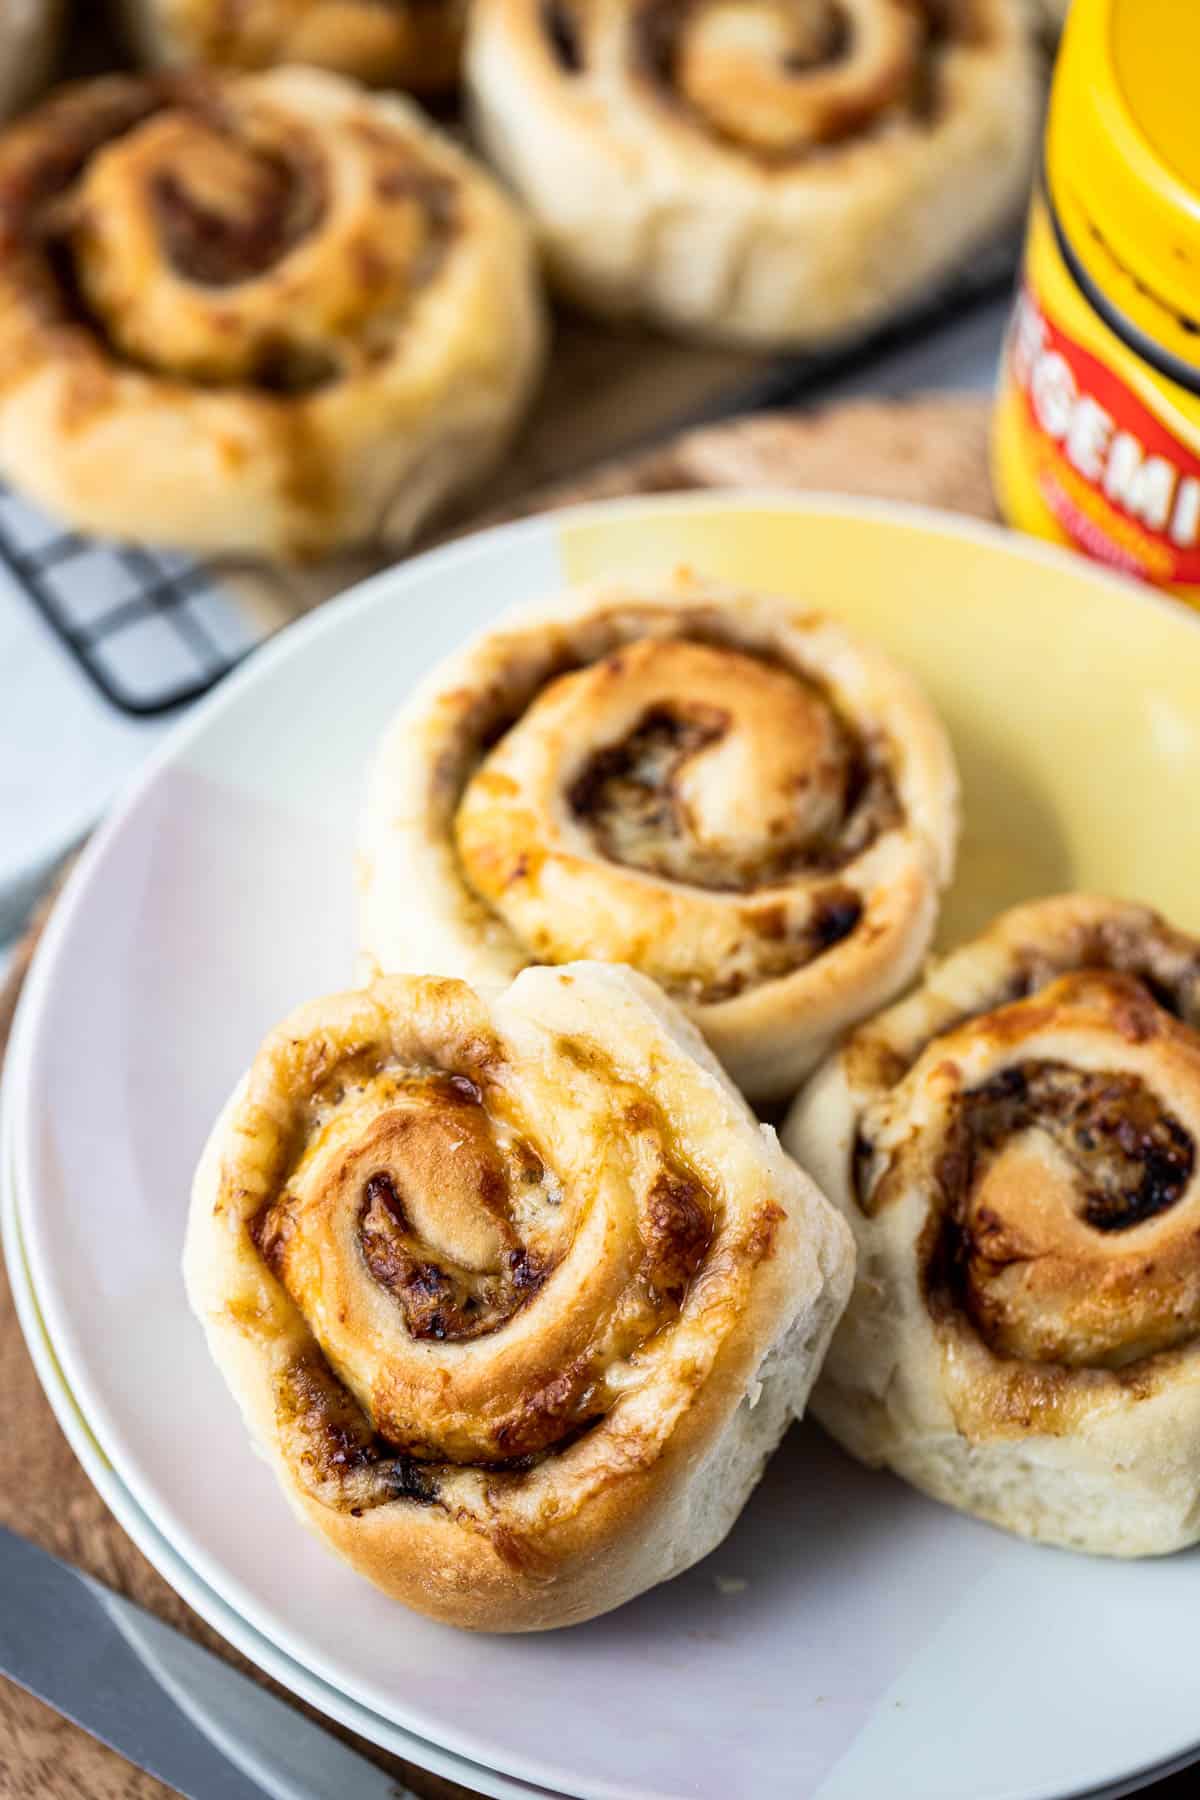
[6,496,1200,1800]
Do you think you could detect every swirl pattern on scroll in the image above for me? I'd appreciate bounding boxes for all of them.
[253,1054,719,1475]
[359,583,959,1104]
[785,895,1200,1555]
[187,965,852,1626]
[467,0,1039,343]
[456,635,899,998]
[631,0,941,157]
[0,68,542,556]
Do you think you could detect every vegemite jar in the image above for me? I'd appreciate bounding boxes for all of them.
[993,0,1200,602]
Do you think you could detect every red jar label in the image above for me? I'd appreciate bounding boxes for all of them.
[1008,286,1200,585]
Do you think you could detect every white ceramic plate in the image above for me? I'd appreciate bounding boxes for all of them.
[6,1143,1188,1800]
[0,1021,564,1800]
[13,496,1200,1800]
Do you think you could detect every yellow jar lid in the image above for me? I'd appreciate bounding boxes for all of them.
[1112,0,1200,198]
[1048,0,1200,346]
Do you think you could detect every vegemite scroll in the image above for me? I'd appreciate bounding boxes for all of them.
[466,0,1039,346]
[785,894,1200,1556]
[0,68,542,557]
[358,578,959,1104]
[186,964,853,1629]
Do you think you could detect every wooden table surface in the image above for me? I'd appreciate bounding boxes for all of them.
[3,394,1195,1799]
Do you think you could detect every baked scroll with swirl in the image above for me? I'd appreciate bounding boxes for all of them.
[785,894,1200,1556]
[359,580,959,1103]
[467,0,1040,344]
[187,963,854,1628]
[0,67,542,556]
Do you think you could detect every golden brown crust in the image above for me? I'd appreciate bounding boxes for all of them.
[186,963,854,1628]
[359,577,959,1103]
[785,895,1200,1555]
[120,0,468,94]
[0,67,542,557]
[467,0,1040,345]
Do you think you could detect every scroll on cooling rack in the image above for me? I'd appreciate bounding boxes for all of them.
[0,67,542,558]
[467,0,1040,345]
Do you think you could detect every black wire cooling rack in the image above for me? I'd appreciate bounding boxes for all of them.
[0,484,271,717]
[0,241,1019,720]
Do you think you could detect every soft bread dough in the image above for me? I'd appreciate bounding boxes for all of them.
[784,894,1200,1557]
[0,67,543,558]
[186,963,854,1630]
[358,577,959,1104]
[119,0,468,93]
[466,0,1040,346]
[0,0,61,121]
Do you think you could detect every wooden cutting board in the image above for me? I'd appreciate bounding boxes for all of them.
[9,391,1181,1800]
